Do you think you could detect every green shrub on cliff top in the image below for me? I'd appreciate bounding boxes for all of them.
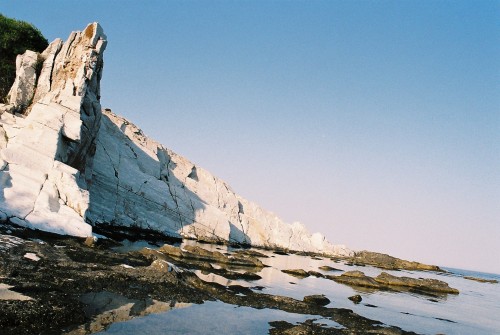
[0,14,48,101]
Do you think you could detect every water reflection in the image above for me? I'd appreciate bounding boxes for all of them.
[98,300,343,335]
[69,291,191,334]
[110,240,500,335]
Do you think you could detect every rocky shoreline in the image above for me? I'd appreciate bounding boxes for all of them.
[0,223,435,335]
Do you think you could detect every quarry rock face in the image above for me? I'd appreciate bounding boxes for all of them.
[0,23,351,256]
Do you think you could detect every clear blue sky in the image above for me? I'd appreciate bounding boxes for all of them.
[2,0,499,273]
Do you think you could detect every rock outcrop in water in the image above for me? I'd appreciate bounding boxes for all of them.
[0,23,350,256]
[330,270,459,295]
[349,250,443,271]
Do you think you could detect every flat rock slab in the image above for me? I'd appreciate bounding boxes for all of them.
[158,244,264,268]
[281,269,310,278]
[330,271,459,295]
[350,251,442,272]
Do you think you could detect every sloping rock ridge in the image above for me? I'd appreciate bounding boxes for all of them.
[0,23,351,256]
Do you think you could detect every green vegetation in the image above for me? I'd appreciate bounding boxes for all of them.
[0,14,48,101]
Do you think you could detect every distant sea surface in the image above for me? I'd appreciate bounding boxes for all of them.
[442,267,500,282]
[98,241,500,335]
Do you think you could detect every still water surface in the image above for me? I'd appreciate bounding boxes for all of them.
[99,241,500,335]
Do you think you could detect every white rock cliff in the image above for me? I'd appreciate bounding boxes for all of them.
[0,23,351,256]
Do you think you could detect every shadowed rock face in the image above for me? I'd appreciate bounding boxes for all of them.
[0,23,351,256]
[330,270,459,295]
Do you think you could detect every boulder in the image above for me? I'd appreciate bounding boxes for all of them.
[303,294,330,306]
[348,294,362,303]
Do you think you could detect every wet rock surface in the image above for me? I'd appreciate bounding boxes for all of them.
[0,226,423,335]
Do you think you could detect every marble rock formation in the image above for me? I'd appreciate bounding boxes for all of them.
[0,23,351,256]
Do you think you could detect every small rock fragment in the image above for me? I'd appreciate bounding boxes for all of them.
[348,294,362,303]
[23,252,40,261]
[84,236,97,247]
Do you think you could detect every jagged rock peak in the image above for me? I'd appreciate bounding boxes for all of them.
[0,23,107,237]
[4,22,106,116]
[0,23,351,257]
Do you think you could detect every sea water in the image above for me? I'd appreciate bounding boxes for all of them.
[98,241,500,335]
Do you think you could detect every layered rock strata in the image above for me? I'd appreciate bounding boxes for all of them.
[0,23,350,256]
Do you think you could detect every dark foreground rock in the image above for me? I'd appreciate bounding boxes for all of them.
[330,271,459,295]
[0,227,421,335]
